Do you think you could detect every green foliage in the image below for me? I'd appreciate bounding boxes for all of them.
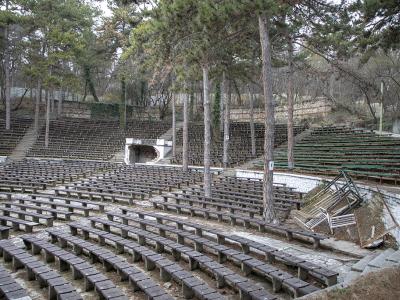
[90,102,119,118]
[17,0,97,93]
[360,0,400,51]
[90,102,133,119]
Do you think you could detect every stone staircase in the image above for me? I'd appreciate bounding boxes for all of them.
[110,149,125,163]
[160,121,183,141]
[344,248,400,283]
[238,126,314,170]
[7,120,42,162]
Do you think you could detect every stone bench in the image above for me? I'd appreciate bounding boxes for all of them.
[3,202,73,221]
[121,209,337,286]
[54,188,138,205]
[0,215,38,233]
[30,194,105,213]
[0,225,10,240]
[16,198,91,217]
[166,194,260,217]
[0,240,81,300]
[0,265,32,300]
[0,207,54,227]
[21,235,128,300]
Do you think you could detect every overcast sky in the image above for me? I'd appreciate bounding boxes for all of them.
[97,0,112,17]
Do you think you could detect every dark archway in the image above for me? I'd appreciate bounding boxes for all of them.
[128,145,158,163]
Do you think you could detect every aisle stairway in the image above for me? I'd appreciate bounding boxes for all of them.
[344,248,400,283]
[7,120,42,162]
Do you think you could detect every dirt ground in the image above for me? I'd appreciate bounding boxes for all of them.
[302,266,400,300]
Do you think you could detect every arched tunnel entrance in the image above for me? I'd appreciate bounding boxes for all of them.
[128,144,159,164]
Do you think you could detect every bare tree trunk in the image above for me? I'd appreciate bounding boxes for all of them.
[58,87,64,116]
[4,10,11,130]
[182,87,189,172]
[45,89,50,148]
[34,80,41,131]
[172,94,176,159]
[249,85,256,157]
[50,89,54,113]
[29,85,33,104]
[287,36,295,169]
[222,72,230,168]
[219,77,224,133]
[202,65,212,198]
[259,13,276,223]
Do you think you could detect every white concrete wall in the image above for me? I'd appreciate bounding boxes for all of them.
[125,138,172,164]
[236,169,323,193]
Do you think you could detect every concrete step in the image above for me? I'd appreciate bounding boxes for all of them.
[386,250,400,264]
[360,249,396,275]
[8,120,43,162]
[351,253,380,272]
[160,122,183,140]
[367,248,396,268]
[343,270,362,284]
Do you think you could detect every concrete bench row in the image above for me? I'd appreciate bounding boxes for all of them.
[106,211,322,297]
[21,234,131,300]
[151,201,326,248]
[0,265,32,300]
[89,216,301,299]
[0,239,82,300]
[123,209,338,287]
[67,222,225,300]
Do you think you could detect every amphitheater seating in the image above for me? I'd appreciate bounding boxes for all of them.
[177,176,303,219]
[0,118,32,156]
[0,158,345,299]
[118,209,338,286]
[151,201,326,249]
[173,122,306,167]
[28,119,170,160]
[56,225,224,300]
[0,265,32,300]
[90,213,322,297]
[54,164,204,204]
[0,159,117,193]
[0,239,82,300]
[89,216,300,298]
[0,225,10,239]
[272,126,400,185]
